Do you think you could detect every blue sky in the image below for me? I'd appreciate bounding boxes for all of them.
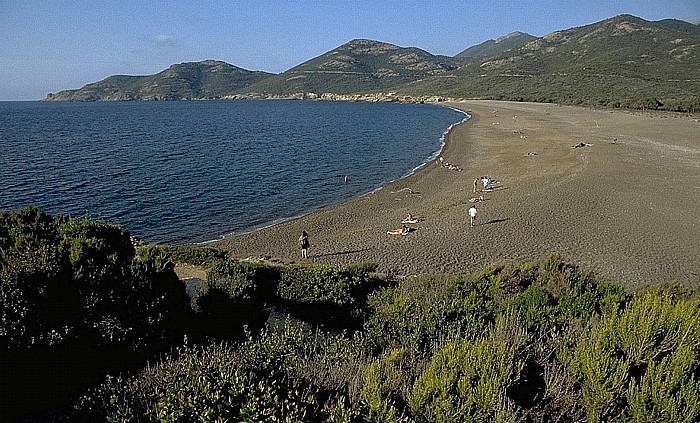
[1,1,698,100]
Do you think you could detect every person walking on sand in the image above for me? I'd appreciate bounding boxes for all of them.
[473,178,479,193]
[468,205,477,227]
[299,231,310,259]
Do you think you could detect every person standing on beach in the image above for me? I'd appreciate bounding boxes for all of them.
[468,205,477,227]
[299,231,310,259]
[473,178,479,193]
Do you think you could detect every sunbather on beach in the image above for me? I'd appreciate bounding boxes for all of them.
[387,225,410,236]
[469,195,485,203]
[440,161,462,171]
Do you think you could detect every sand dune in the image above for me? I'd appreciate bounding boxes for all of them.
[215,101,700,289]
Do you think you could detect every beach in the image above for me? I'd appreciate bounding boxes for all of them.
[214,101,700,289]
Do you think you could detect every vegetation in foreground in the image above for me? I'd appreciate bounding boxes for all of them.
[2,207,699,422]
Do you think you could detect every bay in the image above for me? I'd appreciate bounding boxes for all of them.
[0,100,467,244]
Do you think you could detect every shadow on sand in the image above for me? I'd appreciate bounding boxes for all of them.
[313,248,373,258]
[483,218,509,225]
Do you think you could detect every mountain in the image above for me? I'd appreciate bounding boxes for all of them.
[401,15,700,108]
[44,60,273,101]
[236,39,459,95]
[455,31,538,59]
[45,15,700,110]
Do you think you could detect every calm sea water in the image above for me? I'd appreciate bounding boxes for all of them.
[0,100,467,244]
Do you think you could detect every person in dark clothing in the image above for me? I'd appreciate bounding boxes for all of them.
[299,230,310,259]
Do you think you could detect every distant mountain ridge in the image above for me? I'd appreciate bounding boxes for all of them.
[455,31,538,59]
[45,15,700,111]
[238,38,459,96]
[45,60,273,101]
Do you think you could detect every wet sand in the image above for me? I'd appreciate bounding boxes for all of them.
[214,101,700,289]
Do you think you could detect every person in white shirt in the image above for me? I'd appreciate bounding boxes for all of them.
[468,205,477,227]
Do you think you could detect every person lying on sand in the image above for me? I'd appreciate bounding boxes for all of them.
[402,213,418,224]
[469,195,485,203]
[441,161,463,171]
[387,226,411,236]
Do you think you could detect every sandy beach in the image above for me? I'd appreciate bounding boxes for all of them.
[214,101,700,290]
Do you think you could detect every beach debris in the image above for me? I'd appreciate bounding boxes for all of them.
[572,142,593,148]
[526,152,537,156]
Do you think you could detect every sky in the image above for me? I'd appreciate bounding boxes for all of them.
[1,1,698,100]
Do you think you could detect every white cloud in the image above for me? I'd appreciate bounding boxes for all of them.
[154,34,176,45]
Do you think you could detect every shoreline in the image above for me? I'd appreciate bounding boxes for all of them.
[214,100,700,289]
[196,105,470,245]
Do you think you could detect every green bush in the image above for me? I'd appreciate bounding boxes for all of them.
[196,259,267,303]
[0,207,73,347]
[361,348,412,422]
[510,284,556,333]
[0,207,188,347]
[79,321,368,422]
[278,263,367,306]
[8,209,700,421]
[79,343,317,422]
[144,244,230,267]
[571,290,700,422]
[364,274,493,356]
[409,337,523,423]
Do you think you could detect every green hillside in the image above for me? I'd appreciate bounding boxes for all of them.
[238,39,459,95]
[402,15,700,109]
[44,15,700,110]
[44,60,273,101]
[455,31,539,59]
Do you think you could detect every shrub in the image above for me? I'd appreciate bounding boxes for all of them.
[196,259,268,303]
[278,263,367,306]
[144,244,230,267]
[1,208,192,419]
[409,337,523,422]
[509,284,556,333]
[363,274,494,356]
[361,348,412,422]
[0,207,74,347]
[79,343,318,422]
[79,322,367,422]
[571,290,700,422]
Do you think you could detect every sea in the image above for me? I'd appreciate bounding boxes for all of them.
[0,100,468,244]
